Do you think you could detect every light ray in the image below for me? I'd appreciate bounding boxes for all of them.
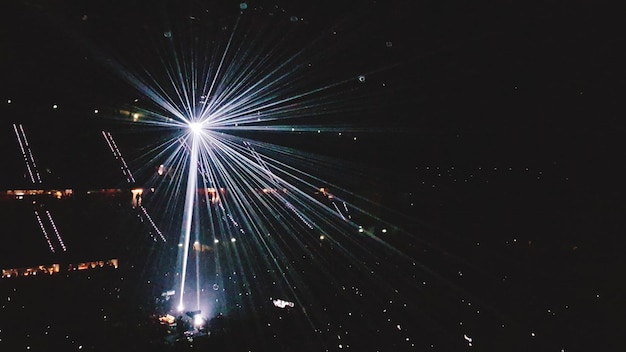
[177,132,199,312]
[79,4,507,349]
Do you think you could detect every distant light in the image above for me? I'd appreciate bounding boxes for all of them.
[177,304,184,312]
[52,104,58,109]
[214,239,219,244]
[94,109,99,114]
[231,237,236,242]
[272,298,295,308]
[7,99,11,104]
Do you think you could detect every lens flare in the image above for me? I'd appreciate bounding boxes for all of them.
[188,121,203,135]
[84,4,481,350]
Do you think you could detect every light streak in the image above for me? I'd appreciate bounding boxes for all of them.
[34,210,55,253]
[13,124,66,253]
[103,131,166,243]
[13,124,41,184]
[46,210,66,252]
[102,131,135,183]
[140,205,166,242]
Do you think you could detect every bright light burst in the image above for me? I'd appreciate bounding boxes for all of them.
[187,121,204,135]
[88,3,448,349]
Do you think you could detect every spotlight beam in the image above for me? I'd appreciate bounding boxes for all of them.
[178,133,200,312]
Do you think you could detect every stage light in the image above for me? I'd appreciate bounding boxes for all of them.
[188,122,203,134]
[193,314,204,327]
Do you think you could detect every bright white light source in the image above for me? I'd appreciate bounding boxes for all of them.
[272,298,295,308]
[188,122,203,134]
[193,314,204,326]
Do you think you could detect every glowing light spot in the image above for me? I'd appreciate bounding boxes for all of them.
[193,314,204,326]
[272,298,295,308]
[188,122,203,134]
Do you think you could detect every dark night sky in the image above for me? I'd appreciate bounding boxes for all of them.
[2,1,625,181]
[2,1,626,351]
